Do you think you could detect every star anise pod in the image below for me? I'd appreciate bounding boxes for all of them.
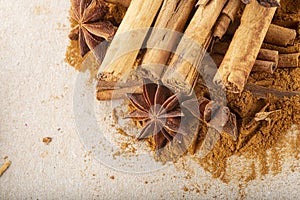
[126,79,190,150]
[126,78,238,152]
[182,97,238,140]
[69,0,117,57]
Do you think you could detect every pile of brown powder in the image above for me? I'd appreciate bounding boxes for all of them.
[65,0,300,183]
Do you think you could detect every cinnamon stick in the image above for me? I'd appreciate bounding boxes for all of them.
[251,60,277,73]
[278,53,300,68]
[213,0,278,93]
[97,0,163,83]
[227,18,297,47]
[261,43,300,54]
[138,0,197,82]
[264,24,297,47]
[257,48,279,63]
[213,0,241,39]
[96,85,143,100]
[212,41,279,63]
[211,54,277,73]
[162,0,228,94]
[96,79,141,90]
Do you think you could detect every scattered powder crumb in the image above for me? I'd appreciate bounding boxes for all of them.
[183,186,189,192]
[111,108,118,124]
[41,151,49,158]
[116,128,129,136]
[42,137,52,145]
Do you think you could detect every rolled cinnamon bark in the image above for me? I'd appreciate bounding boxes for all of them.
[211,54,277,73]
[264,24,297,47]
[162,0,228,94]
[212,41,279,63]
[97,85,143,100]
[227,18,297,47]
[257,48,279,63]
[251,60,277,73]
[213,0,241,39]
[97,0,163,83]
[138,0,197,82]
[213,0,278,93]
[261,43,300,54]
[278,53,300,68]
[96,79,141,90]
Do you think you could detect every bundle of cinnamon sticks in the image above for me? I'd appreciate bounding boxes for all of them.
[96,0,299,99]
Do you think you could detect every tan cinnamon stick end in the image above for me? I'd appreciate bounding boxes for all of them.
[257,49,279,63]
[137,64,166,82]
[213,0,241,39]
[265,24,297,47]
[252,60,277,73]
[162,70,198,94]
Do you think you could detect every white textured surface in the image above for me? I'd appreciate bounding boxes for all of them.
[0,0,300,199]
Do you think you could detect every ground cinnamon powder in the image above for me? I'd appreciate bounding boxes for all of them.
[190,0,300,183]
[65,0,300,183]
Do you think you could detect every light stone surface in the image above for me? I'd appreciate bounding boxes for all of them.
[0,0,299,199]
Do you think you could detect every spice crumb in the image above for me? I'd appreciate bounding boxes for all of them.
[110,175,115,180]
[43,137,52,145]
[183,186,189,192]
[144,181,148,184]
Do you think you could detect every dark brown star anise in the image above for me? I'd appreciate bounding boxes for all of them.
[182,97,238,140]
[126,79,188,150]
[126,79,239,152]
[69,0,117,57]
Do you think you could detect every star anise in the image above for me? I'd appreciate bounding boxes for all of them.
[182,97,238,140]
[69,0,117,57]
[126,79,239,152]
[126,79,189,150]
